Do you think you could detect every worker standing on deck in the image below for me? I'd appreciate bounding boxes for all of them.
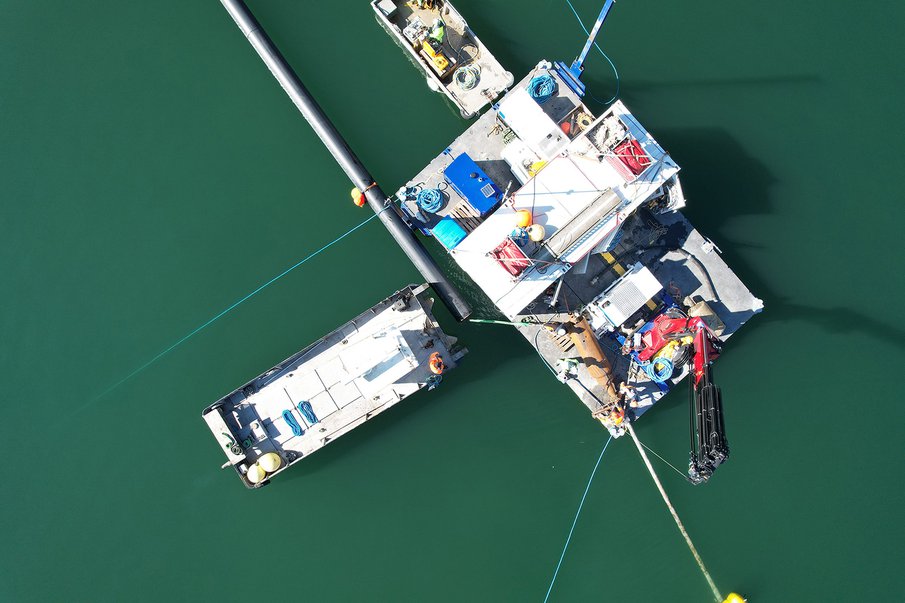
[618,382,636,403]
[428,18,446,45]
[555,357,580,383]
[620,382,652,410]
[594,403,626,436]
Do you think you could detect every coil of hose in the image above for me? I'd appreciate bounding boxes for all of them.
[643,357,674,383]
[417,188,443,213]
[528,74,558,104]
[454,64,481,91]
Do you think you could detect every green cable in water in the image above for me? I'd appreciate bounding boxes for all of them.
[94,208,387,401]
[564,0,620,104]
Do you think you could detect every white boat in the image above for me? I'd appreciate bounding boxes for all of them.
[201,285,465,488]
[372,0,513,118]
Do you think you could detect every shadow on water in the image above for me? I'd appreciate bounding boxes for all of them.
[659,127,775,228]
[617,74,822,95]
[656,127,905,350]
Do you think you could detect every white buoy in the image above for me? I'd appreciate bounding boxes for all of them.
[246,463,266,485]
[258,452,282,472]
[527,224,546,242]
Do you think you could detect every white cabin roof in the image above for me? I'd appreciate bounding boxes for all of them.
[447,100,679,319]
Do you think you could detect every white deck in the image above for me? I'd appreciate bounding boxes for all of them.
[202,285,465,487]
[447,97,679,319]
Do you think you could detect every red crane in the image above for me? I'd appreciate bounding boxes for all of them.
[636,310,729,484]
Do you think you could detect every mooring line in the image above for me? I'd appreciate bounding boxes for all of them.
[639,439,691,482]
[543,436,613,603]
[626,423,723,603]
[93,208,387,401]
[468,318,531,327]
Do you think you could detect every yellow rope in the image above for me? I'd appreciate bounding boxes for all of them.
[626,423,723,603]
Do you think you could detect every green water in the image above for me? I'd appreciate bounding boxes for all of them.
[2,0,903,600]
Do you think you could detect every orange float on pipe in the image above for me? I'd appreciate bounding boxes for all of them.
[428,352,445,375]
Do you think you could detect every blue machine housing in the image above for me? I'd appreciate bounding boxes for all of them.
[443,153,502,217]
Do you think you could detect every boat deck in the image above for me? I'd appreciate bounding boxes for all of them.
[202,285,466,487]
[372,0,513,117]
[517,209,762,420]
[393,62,762,433]
[396,63,589,235]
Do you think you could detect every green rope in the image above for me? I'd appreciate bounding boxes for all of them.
[94,208,386,400]
[469,318,532,326]
[543,436,613,602]
[640,440,691,482]
[627,424,723,603]
[564,0,620,105]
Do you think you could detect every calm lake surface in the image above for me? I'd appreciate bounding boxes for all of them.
[2,0,903,600]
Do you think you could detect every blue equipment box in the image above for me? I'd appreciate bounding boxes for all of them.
[443,153,502,217]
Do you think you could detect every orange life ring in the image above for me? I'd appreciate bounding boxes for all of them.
[428,352,445,375]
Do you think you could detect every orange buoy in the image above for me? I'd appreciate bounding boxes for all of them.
[560,121,571,135]
[428,352,445,375]
[515,209,533,228]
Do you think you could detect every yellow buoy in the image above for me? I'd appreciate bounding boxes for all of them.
[350,187,367,207]
[723,594,746,603]
[258,452,282,472]
[515,209,533,228]
[527,224,546,242]
[246,463,266,485]
[527,160,547,176]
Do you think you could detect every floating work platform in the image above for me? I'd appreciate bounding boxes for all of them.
[372,0,513,118]
[394,60,763,443]
[201,285,465,488]
[212,0,760,484]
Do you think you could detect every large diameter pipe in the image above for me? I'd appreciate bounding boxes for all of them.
[567,316,618,401]
[219,0,472,321]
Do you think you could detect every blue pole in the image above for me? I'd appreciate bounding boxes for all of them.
[555,0,617,96]
[571,0,616,73]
